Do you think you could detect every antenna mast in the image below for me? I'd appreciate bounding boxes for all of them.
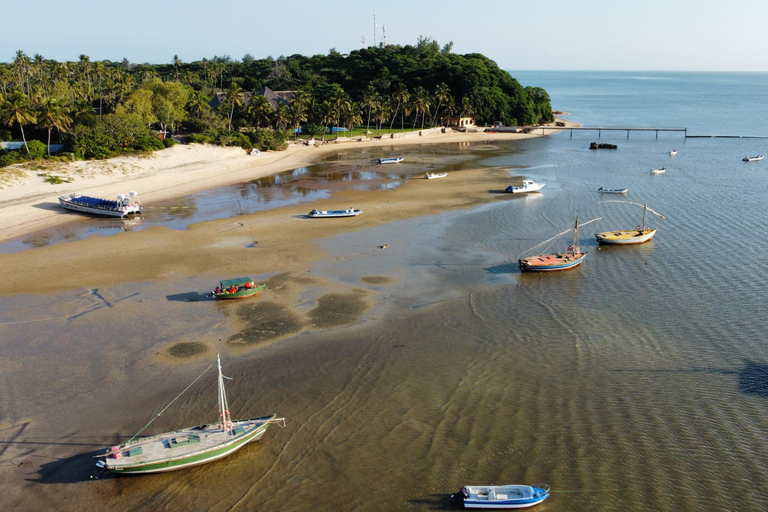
[373,12,377,46]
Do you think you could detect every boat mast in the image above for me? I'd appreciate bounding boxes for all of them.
[574,217,579,253]
[642,204,647,229]
[217,354,231,430]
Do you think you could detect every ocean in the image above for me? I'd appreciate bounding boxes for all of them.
[2,71,768,511]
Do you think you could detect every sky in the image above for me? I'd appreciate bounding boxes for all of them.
[3,0,768,71]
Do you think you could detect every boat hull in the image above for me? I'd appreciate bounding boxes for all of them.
[378,157,403,164]
[598,188,628,194]
[519,252,587,272]
[59,198,141,217]
[308,209,362,218]
[425,173,447,179]
[595,229,656,245]
[103,415,276,474]
[454,485,550,509]
[214,284,265,300]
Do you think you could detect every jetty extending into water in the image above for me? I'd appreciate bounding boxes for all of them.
[520,126,768,139]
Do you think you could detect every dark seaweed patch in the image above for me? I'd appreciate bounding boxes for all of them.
[167,341,208,359]
[227,301,303,346]
[360,275,395,285]
[308,292,369,328]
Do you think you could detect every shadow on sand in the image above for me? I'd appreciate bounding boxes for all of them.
[166,291,212,302]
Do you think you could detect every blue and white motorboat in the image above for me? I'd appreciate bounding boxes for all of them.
[451,484,550,509]
[742,155,763,162]
[308,208,362,218]
[59,191,142,217]
[598,187,628,194]
[378,157,403,164]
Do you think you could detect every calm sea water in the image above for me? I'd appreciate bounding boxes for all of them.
[3,71,768,511]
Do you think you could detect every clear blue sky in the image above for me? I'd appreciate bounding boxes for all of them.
[4,0,768,71]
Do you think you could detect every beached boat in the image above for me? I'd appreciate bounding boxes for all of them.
[743,155,763,162]
[505,179,545,194]
[595,201,665,245]
[519,218,597,272]
[59,190,142,217]
[308,208,362,218]
[425,172,447,179]
[211,277,265,300]
[378,157,404,164]
[650,167,666,174]
[669,149,678,156]
[598,187,628,194]
[451,484,550,509]
[94,354,284,475]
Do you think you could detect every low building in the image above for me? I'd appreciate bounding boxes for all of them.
[445,116,476,128]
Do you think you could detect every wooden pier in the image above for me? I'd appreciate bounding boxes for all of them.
[522,126,688,138]
[519,126,768,139]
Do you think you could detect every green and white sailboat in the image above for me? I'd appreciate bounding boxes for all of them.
[96,355,284,474]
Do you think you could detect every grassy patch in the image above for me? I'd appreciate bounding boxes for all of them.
[37,173,74,184]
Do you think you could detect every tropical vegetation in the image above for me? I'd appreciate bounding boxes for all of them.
[0,38,554,169]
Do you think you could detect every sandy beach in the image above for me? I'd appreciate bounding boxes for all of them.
[0,120,576,296]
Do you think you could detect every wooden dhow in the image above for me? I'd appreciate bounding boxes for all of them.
[595,201,665,245]
[95,354,284,475]
[518,217,600,272]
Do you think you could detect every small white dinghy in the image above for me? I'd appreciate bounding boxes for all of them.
[425,172,447,179]
[378,157,403,164]
[598,187,628,194]
[669,149,677,156]
[650,167,666,174]
[451,484,550,509]
[742,155,763,162]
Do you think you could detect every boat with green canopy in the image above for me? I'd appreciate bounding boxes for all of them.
[211,277,265,300]
[95,354,285,475]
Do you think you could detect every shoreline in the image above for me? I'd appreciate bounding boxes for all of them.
[0,119,577,244]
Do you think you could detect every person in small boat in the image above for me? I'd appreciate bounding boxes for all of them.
[245,282,252,289]
[214,287,221,295]
[229,286,237,293]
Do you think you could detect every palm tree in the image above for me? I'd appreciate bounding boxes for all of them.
[431,83,451,127]
[273,102,290,131]
[37,97,72,155]
[173,55,182,82]
[345,103,363,139]
[413,87,431,130]
[224,82,244,130]
[361,86,380,136]
[186,90,210,120]
[389,83,410,133]
[331,89,351,139]
[246,94,272,129]
[0,91,37,153]
[288,100,307,140]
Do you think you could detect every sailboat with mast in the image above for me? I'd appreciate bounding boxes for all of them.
[519,217,599,272]
[95,354,284,475]
[595,202,665,245]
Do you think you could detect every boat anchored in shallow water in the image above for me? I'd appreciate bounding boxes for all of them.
[94,354,284,475]
[308,208,362,218]
[425,172,447,179]
[451,484,550,509]
[598,187,628,194]
[59,190,142,217]
[743,155,763,162]
[378,157,403,164]
[650,167,666,174]
[518,217,599,272]
[595,201,665,245]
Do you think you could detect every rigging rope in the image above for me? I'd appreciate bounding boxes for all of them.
[125,361,216,445]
